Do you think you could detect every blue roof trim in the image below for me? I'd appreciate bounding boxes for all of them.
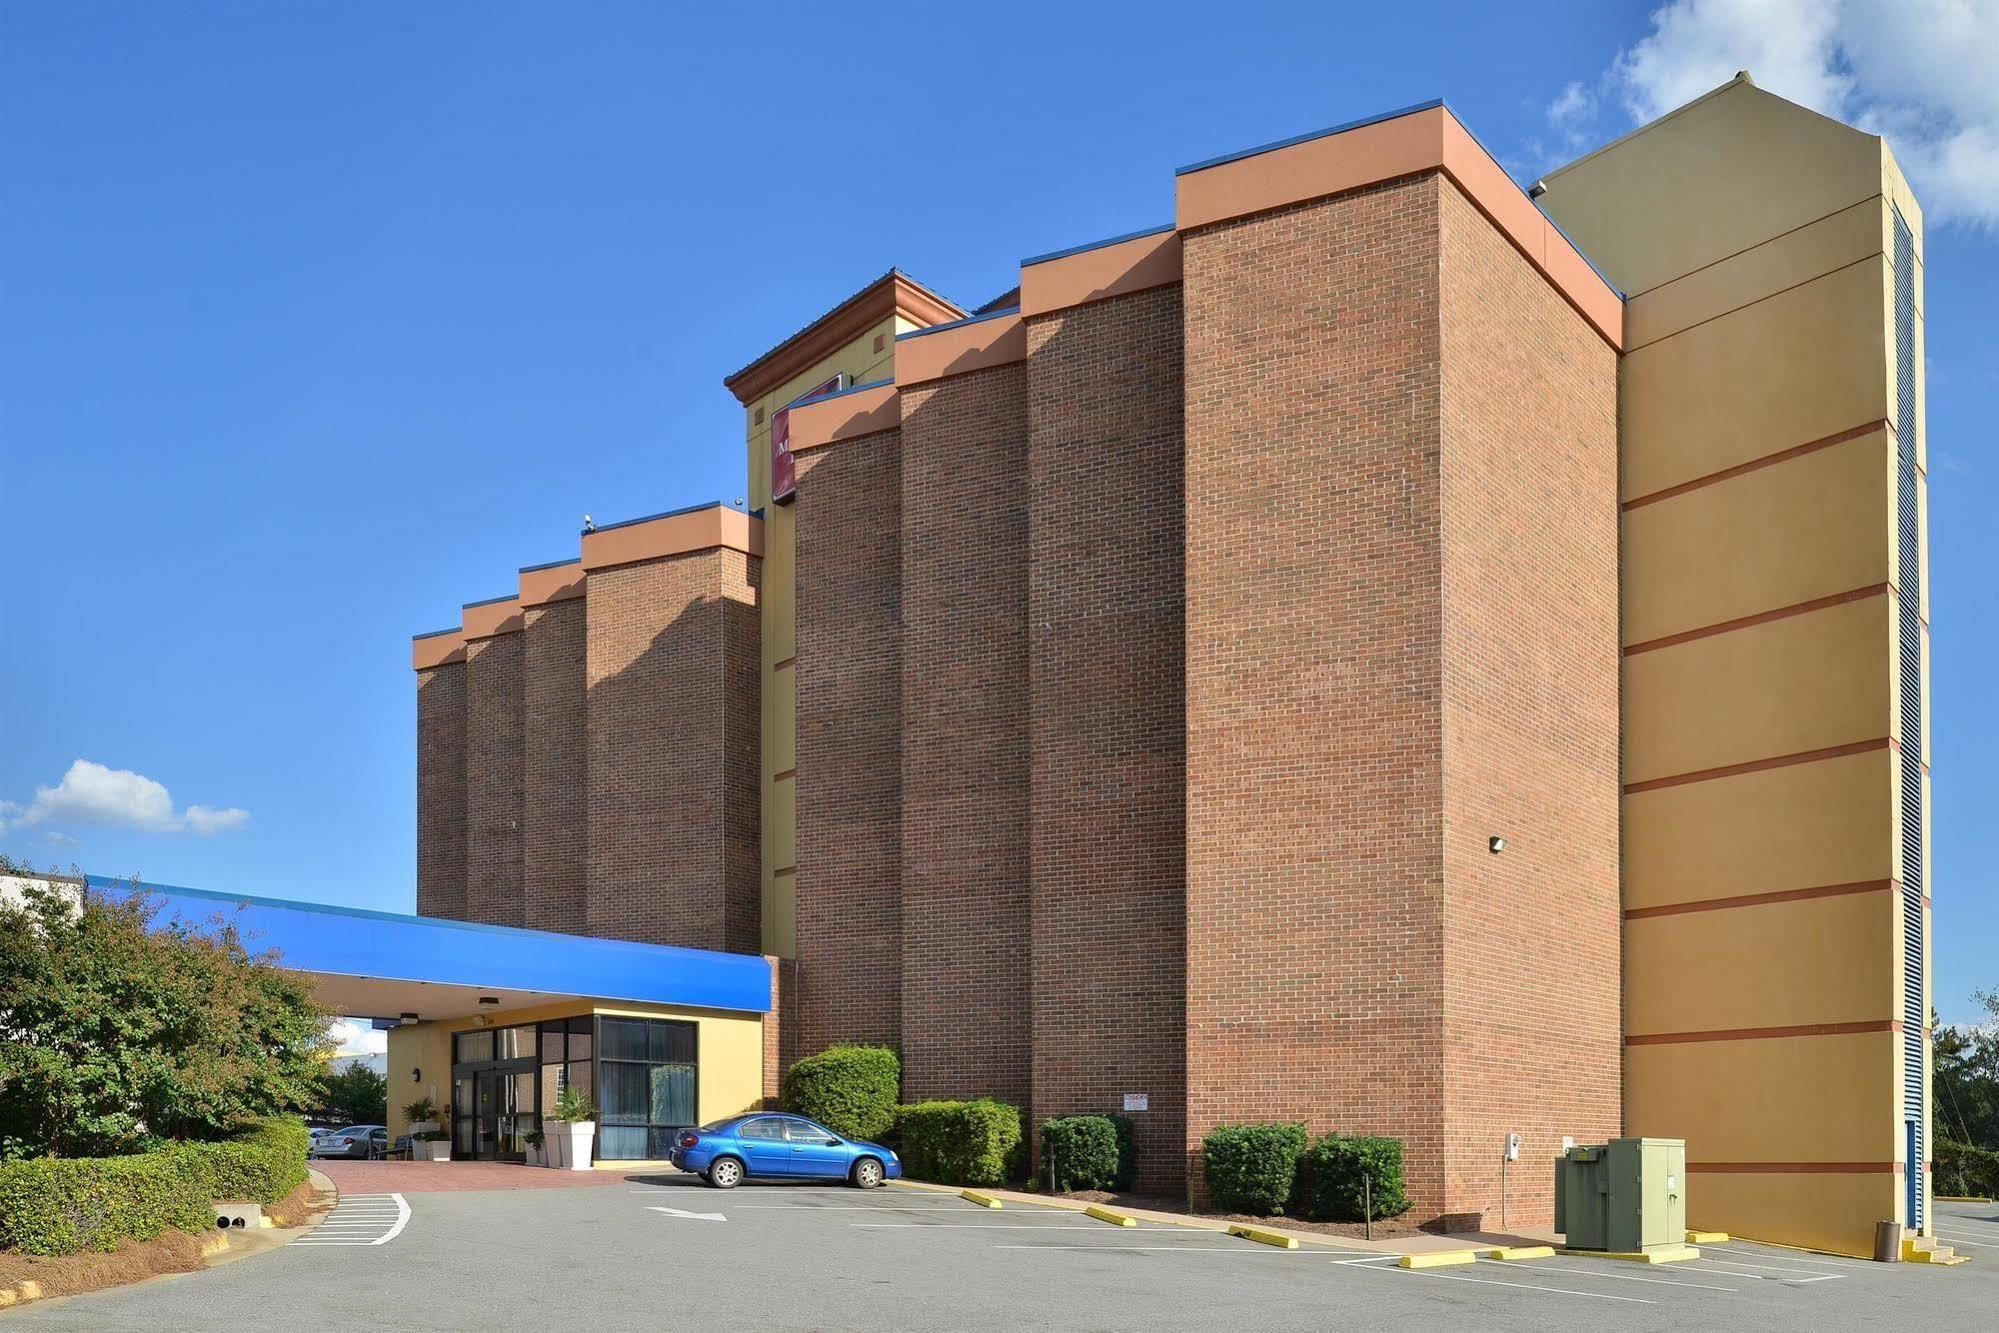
[1022,223,1176,269]
[589,500,725,535]
[784,376,893,412]
[412,626,461,641]
[518,556,581,574]
[461,592,516,610]
[895,305,1021,342]
[85,875,772,1015]
[1175,99,1445,176]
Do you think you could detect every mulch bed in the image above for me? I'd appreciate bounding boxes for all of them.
[1049,1188,1432,1240]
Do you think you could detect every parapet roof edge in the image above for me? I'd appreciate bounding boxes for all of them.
[786,376,894,411]
[412,626,461,641]
[1176,98,1446,175]
[1022,223,1176,269]
[518,556,582,574]
[587,499,730,536]
[895,305,1022,341]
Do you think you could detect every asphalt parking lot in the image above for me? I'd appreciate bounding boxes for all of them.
[12,1177,1995,1330]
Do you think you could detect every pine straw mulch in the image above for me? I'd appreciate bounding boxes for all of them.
[1052,1188,1433,1240]
[0,1175,328,1305]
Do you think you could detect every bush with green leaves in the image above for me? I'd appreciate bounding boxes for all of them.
[895,1099,1024,1185]
[1200,1122,1308,1216]
[0,1115,308,1256]
[551,1083,598,1123]
[1108,1113,1137,1190]
[1937,1138,1999,1199]
[319,1063,388,1126]
[0,861,331,1159]
[783,1045,900,1141]
[1296,1133,1411,1222]
[1040,1115,1121,1192]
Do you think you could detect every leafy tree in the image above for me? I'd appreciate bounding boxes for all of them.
[0,858,332,1158]
[319,1062,388,1126]
[1935,988,1999,1151]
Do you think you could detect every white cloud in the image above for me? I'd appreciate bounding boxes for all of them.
[43,831,77,848]
[1578,0,1999,227]
[0,760,250,837]
[326,1017,388,1057]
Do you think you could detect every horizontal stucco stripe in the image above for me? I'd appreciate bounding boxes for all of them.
[1627,1020,1899,1045]
[1623,419,1891,512]
[1624,879,1895,920]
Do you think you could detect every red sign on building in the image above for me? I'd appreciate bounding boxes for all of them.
[771,406,796,505]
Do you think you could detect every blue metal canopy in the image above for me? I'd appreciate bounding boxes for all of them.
[84,875,772,1015]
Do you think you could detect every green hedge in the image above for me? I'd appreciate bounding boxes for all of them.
[1040,1115,1121,1192]
[1201,1123,1308,1216]
[1937,1138,1999,1199]
[782,1045,901,1142]
[1296,1133,1411,1222]
[895,1100,1024,1186]
[0,1116,309,1256]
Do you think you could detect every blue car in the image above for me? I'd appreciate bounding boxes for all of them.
[670,1112,903,1190]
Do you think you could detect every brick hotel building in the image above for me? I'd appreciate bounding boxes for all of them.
[407,77,1934,1254]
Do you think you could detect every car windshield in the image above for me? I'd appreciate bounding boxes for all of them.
[697,1118,739,1133]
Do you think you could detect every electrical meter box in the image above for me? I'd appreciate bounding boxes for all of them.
[1554,1137,1686,1253]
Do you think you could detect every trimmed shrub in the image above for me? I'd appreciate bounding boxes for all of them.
[895,1100,1024,1185]
[783,1045,901,1142]
[1937,1138,1999,1199]
[1040,1115,1121,1192]
[0,1116,309,1256]
[1201,1123,1308,1216]
[1297,1133,1411,1222]
[0,1149,212,1256]
[1108,1113,1137,1190]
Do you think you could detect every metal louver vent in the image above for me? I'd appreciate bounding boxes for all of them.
[1893,206,1926,1230]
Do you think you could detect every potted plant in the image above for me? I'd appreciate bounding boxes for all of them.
[413,1128,453,1162]
[402,1095,441,1138]
[547,1084,598,1172]
[524,1128,546,1168]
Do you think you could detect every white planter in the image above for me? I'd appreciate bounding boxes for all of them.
[407,1120,440,1137]
[557,1120,595,1171]
[413,1140,452,1162]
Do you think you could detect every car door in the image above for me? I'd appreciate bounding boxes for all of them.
[735,1116,792,1176]
[781,1118,850,1179]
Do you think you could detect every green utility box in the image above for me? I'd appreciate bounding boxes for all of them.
[1554,1137,1686,1254]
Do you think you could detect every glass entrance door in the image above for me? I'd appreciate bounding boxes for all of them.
[451,1025,540,1161]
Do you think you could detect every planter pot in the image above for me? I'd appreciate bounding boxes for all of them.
[558,1120,596,1171]
[524,1143,545,1168]
[547,1128,569,1169]
[413,1140,452,1162]
[407,1120,440,1137]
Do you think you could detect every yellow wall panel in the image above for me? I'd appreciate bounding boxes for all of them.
[1624,595,1890,783]
[1625,891,1895,1035]
[1685,1170,1899,1258]
[1622,430,1892,646]
[1624,198,1884,349]
[1624,749,1894,910]
[1621,258,1890,500]
[1626,1031,1899,1163]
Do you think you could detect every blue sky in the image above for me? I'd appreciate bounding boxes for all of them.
[2,1,1993,1021]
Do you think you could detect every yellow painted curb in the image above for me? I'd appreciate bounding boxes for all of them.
[0,1288,17,1308]
[1937,1196,1992,1203]
[1687,1230,1728,1244]
[1227,1224,1300,1249]
[960,1190,1003,1209]
[1084,1205,1139,1228]
[1477,1245,1555,1261]
[1562,1245,1700,1264]
[16,1281,41,1301]
[200,1233,231,1258]
[1399,1250,1476,1269]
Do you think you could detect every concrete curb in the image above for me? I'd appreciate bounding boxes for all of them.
[959,1190,1004,1209]
[1561,1244,1701,1264]
[1085,1205,1139,1228]
[1476,1245,1555,1261]
[1687,1229,1729,1243]
[1400,1250,1475,1269]
[1227,1225,1299,1249]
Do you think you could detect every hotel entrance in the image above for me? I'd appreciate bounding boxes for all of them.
[450,1017,593,1161]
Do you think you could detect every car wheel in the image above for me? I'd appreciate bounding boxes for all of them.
[852,1158,884,1189]
[707,1157,744,1189]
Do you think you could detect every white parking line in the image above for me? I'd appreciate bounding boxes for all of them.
[1691,1257,1842,1279]
[1359,1263,1654,1304]
[296,1191,409,1246]
[995,1244,1310,1254]
[1499,1260,1737,1293]
[854,1223,1174,1231]
[734,1203,1070,1212]
[1934,1232,1999,1248]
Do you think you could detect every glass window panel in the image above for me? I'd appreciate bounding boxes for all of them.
[649,1126,680,1159]
[650,1064,697,1127]
[540,1028,565,1065]
[566,1060,591,1102]
[455,1030,493,1065]
[649,1021,696,1064]
[495,1026,536,1060]
[739,1117,782,1141]
[598,1126,646,1160]
[568,1027,592,1060]
[601,1062,648,1124]
[783,1117,834,1143]
[600,1018,647,1062]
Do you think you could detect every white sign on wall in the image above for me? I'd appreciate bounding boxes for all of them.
[1123,1093,1149,1113]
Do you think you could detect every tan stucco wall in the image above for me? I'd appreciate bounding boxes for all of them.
[1540,75,1929,1256]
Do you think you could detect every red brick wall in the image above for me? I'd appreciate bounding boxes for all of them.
[899,363,1032,1108]
[1182,177,1449,1213]
[523,598,588,933]
[585,548,761,951]
[416,662,468,920]
[465,631,526,927]
[1024,287,1187,1190]
[1436,179,1620,1228]
[793,430,903,1061]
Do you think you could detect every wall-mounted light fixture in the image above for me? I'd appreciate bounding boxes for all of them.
[1488,836,1507,854]
[478,995,500,1007]
[400,1012,419,1025]
[411,1066,422,1084]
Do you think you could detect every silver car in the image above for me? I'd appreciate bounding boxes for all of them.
[312,1125,388,1159]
